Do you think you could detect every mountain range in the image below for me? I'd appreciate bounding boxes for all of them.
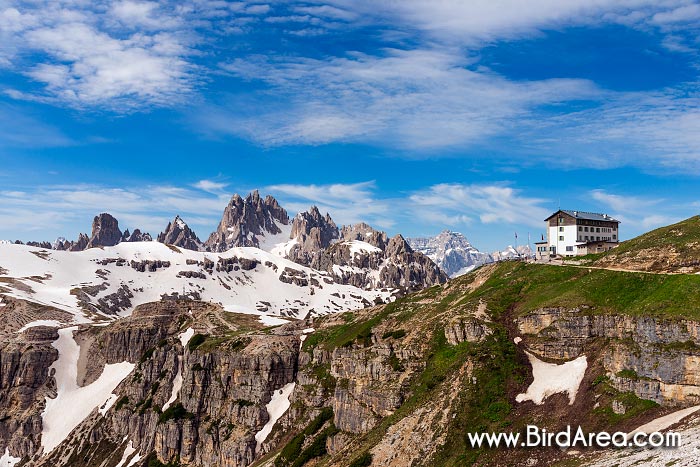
[3,216,700,466]
[14,191,531,282]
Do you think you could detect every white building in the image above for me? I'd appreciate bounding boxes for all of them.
[538,210,620,258]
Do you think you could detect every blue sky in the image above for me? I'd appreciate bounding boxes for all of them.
[1,1,700,252]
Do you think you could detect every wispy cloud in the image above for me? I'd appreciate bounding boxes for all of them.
[590,189,679,231]
[266,181,394,228]
[0,183,232,240]
[409,183,552,229]
[214,48,599,149]
[192,179,228,194]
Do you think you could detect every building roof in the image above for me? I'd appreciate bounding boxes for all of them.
[544,209,620,223]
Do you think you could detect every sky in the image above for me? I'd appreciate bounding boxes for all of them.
[1,0,700,252]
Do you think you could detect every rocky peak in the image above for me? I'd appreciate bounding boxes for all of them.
[290,206,339,249]
[157,215,202,251]
[385,234,412,257]
[69,233,89,251]
[121,228,152,243]
[205,191,289,252]
[340,223,388,250]
[85,213,122,249]
[287,207,340,266]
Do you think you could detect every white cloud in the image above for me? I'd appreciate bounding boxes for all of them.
[409,183,552,229]
[193,179,228,194]
[215,48,599,149]
[0,183,232,240]
[266,181,393,228]
[0,0,243,109]
[590,189,679,232]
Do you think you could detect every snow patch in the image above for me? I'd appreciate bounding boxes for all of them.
[0,448,20,467]
[627,405,700,440]
[98,393,119,416]
[255,382,296,450]
[114,441,137,467]
[516,352,587,406]
[41,327,135,454]
[179,327,194,347]
[345,240,381,256]
[163,328,194,412]
[17,320,63,332]
[259,314,290,326]
[126,451,142,467]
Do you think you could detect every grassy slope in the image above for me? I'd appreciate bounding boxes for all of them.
[281,260,700,466]
[572,215,700,271]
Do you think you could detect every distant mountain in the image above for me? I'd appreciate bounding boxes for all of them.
[10,191,446,295]
[408,230,492,278]
[491,244,532,262]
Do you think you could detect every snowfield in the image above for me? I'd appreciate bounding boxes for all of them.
[516,351,587,405]
[0,242,392,323]
[41,327,135,454]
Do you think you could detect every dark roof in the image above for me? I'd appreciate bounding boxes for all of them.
[545,210,620,223]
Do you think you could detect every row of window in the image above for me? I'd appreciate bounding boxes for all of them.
[557,235,617,241]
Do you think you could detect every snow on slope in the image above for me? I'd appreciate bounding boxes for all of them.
[0,242,392,323]
[586,407,700,467]
[41,327,135,454]
[515,351,587,405]
[255,382,296,451]
[163,328,195,412]
[0,448,20,467]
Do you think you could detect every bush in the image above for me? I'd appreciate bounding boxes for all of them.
[349,452,373,467]
[188,334,206,351]
[158,403,195,424]
[114,396,129,411]
[382,329,407,339]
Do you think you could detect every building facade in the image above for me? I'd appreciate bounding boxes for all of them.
[543,210,620,258]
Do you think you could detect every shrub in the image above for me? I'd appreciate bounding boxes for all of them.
[188,334,206,351]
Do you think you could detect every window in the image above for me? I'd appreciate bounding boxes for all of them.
[596,236,600,241]
[596,227,600,232]
[613,235,617,240]
[585,236,589,240]
[566,246,573,252]
[584,227,588,232]
[559,217,564,224]
[578,226,582,231]
[559,236,564,241]
[559,226,564,232]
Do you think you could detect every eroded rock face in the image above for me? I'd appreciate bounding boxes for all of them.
[86,213,122,249]
[157,216,202,251]
[517,308,700,404]
[205,191,289,252]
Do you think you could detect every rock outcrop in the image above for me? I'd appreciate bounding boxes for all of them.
[86,213,122,249]
[205,191,289,252]
[157,216,202,251]
[121,229,153,243]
